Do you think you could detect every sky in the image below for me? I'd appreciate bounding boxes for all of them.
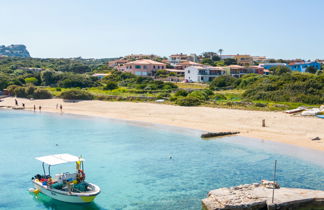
[1,0,324,59]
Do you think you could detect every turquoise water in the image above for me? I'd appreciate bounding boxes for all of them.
[0,110,323,210]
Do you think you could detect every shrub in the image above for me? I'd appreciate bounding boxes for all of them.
[14,87,28,98]
[104,81,118,90]
[157,92,170,99]
[269,66,291,75]
[174,89,188,97]
[60,90,94,100]
[33,89,52,99]
[214,93,226,100]
[175,96,201,106]
[188,90,209,100]
[209,76,238,90]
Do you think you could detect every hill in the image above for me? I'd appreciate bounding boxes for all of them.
[0,44,30,58]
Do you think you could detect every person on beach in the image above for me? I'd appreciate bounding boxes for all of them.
[22,103,25,109]
[33,105,36,111]
[60,104,63,112]
[15,99,18,106]
[39,105,42,111]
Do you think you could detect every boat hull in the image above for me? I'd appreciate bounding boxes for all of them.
[33,181,100,203]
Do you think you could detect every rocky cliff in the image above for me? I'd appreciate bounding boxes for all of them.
[0,44,30,58]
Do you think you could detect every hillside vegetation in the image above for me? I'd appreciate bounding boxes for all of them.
[0,57,323,110]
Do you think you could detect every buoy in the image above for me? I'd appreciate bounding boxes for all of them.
[28,188,40,194]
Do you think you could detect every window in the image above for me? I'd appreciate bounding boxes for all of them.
[153,65,155,69]
[188,70,190,73]
[143,65,147,69]
[135,65,141,69]
[135,72,141,76]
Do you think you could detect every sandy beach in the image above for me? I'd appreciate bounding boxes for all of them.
[1,97,324,151]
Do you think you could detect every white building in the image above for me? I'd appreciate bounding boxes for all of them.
[185,66,226,82]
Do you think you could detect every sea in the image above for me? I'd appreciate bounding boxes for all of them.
[0,110,323,210]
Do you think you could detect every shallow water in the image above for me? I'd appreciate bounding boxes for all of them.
[0,110,323,210]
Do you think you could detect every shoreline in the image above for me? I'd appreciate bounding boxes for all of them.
[1,97,324,152]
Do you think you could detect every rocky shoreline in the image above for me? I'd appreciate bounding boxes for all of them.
[202,180,324,210]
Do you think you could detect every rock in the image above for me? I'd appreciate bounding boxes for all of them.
[201,132,240,138]
[0,44,30,57]
[312,137,321,141]
[202,180,324,210]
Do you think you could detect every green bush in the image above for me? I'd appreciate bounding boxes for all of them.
[174,89,188,97]
[175,96,201,106]
[60,90,94,100]
[33,89,52,99]
[104,81,118,90]
[243,73,324,104]
[209,76,238,90]
[188,90,209,100]
[157,92,170,99]
[214,93,226,100]
[7,85,52,99]
[14,87,28,98]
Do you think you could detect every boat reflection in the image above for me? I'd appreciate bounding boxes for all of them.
[32,193,105,210]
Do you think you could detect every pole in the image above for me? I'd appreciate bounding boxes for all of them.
[42,162,46,176]
[272,160,277,203]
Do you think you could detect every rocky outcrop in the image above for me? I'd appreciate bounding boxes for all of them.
[202,181,324,210]
[0,44,30,57]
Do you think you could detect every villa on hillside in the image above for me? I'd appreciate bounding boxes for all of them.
[220,54,254,66]
[235,54,253,66]
[185,64,265,82]
[252,56,267,63]
[108,59,128,68]
[169,53,198,65]
[174,61,203,70]
[259,63,287,69]
[124,59,166,76]
[226,65,264,77]
[220,55,236,59]
[124,54,160,60]
[185,66,226,82]
[288,61,321,72]
[259,61,321,72]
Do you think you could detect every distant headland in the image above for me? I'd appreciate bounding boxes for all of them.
[0,44,30,58]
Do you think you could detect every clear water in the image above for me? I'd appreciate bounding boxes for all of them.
[0,110,323,210]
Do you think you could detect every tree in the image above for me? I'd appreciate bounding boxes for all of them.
[306,66,317,74]
[41,70,57,86]
[269,66,291,75]
[201,58,215,66]
[202,52,220,61]
[24,77,38,85]
[224,58,237,65]
[218,49,223,59]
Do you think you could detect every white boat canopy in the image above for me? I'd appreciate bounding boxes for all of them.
[35,154,84,166]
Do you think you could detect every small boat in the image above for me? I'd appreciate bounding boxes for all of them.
[316,115,324,119]
[285,106,306,114]
[31,153,100,203]
[301,108,321,116]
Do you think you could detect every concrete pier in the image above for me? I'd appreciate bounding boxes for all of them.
[202,181,324,210]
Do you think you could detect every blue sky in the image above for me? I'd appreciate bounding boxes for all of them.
[1,0,324,59]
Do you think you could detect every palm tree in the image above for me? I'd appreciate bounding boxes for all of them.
[218,49,223,60]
